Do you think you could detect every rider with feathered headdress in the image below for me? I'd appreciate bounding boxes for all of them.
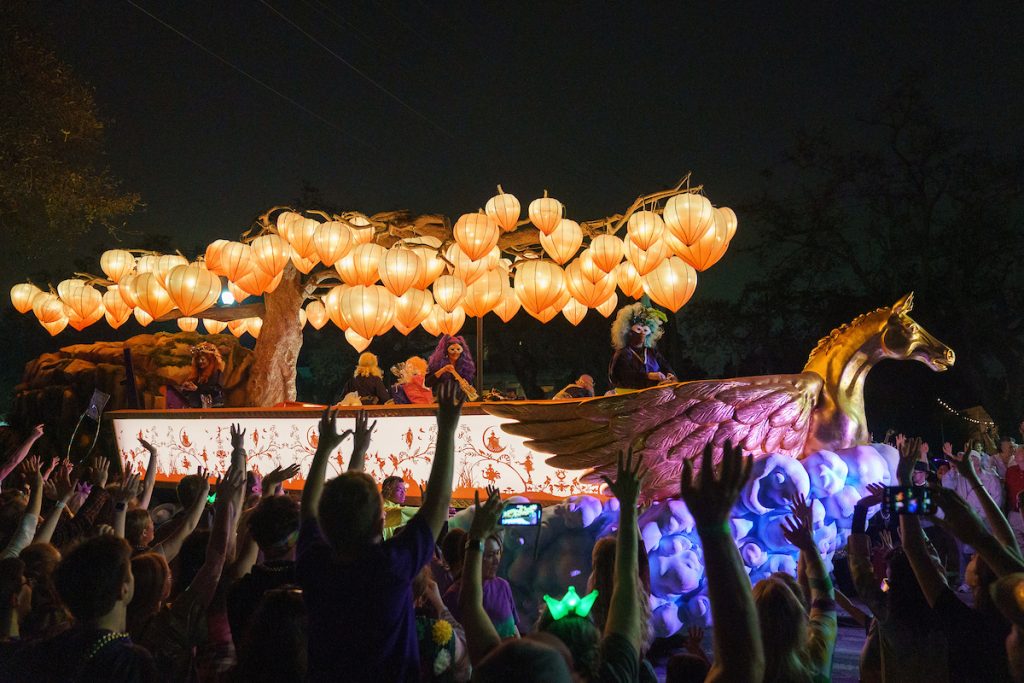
[608,303,676,392]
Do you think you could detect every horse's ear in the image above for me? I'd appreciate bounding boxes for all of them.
[892,292,914,315]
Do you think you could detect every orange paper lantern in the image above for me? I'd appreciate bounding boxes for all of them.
[349,243,386,287]
[340,285,396,339]
[313,221,353,267]
[626,211,665,251]
[103,286,132,328]
[134,308,154,327]
[205,240,230,275]
[154,254,188,288]
[562,297,587,326]
[624,238,668,276]
[491,285,520,323]
[203,319,228,334]
[246,317,263,338]
[305,300,329,330]
[454,212,500,261]
[446,243,488,286]
[719,206,738,243]
[540,219,583,265]
[276,211,303,242]
[432,275,466,313]
[596,292,618,318]
[220,242,255,282]
[642,256,698,312]
[528,191,563,235]
[10,283,41,314]
[379,248,424,297]
[589,235,624,274]
[100,249,135,283]
[485,187,521,232]
[615,262,644,299]
[514,260,565,315]
[565,260,616,307]
[250,235,290,277]
[344,328,372,352]
[396,289,434,329]
[133,272,176,320]
[61,284,103,321]
[41,316,69,336]
[177,317,199,332]
[675,209,730,271]
[228,319,248,337]
[462,269,504,317]
[118,275,141,308]
[287,217,320,260]
[434,304,466,335]
[663,193,714,246]
[165,264,222,317]
[324,285,350,330]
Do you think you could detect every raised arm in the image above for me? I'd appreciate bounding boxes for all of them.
[946,442,1019,556]
[930,486,1024,578]
[847,484,886,617]
[782,505,837,677]
[112,470,142,539]
[136,439,159,510]
[150,467,211,563]
[601,449,645,652]
[419,382,463,539]
[229,424,247,474]
[0,424,43,484]
[896,437,948,607]
[302,409,352,522]
[459,487,505,665]
[183,463,243,609]
[346,410,377,473]
[35,464,76,545]
[681,442,763,683]
[1,457,43,559]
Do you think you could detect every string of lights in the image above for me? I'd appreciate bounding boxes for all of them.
[936,398,995,426]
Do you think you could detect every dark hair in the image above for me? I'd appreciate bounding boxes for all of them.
[318,472,382,553]
[54,535,132,622]
[473,636,573,683]
[440,528,467,578]
[127,552,169,640]
[666,652,711,683]
[248,495,300,553]
[234,588,307,682]
[176,474,206,508]
[536,611,601,680]
[0,557,25,611]
[125,508,153,548]
[381,476,405,500]
[19,542,67,639]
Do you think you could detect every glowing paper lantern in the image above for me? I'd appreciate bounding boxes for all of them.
[624,238,668,276]
[227,281,250,304]
[446,243,488,286]
[287,217,320,260]
[344,328,371,352]
[165,264,222,317]
[100,250,135,283]
[177,317,199,332]
[57,279,86,302]
[578,249,606,284]
[626,211,665,251]
[323,285,350,330]
[10,283,41,314]
[228,319,248,337]
[232,266,274,297]
[119,275,141,308]
[276,211,303,242]
[251,235,290,277]
[596,292,618,318]
[396,288,434,329]
[642,256,698,312]
[615,262,644,299]
[379,248,423,297]
[433,304,466,335]
[663,193,714,246]
[514,260,566,315]
[67,305,105,331]
[529,191,563,235]
[340,285,396,339]
[565,260,616,307]
[41,317,68,336]
[420,307,441,337]
[133,272,176,320]
[462,269,504,317]
[205,240,230,274]
[348,215,374,245]
[485,187,521,232]
[290,250,319,274]
[305,300,329,330]
[719,206,738,242]
[589,235,624,274]
[135,255,160,275]
[203,319,228,334]
[411,241,446,289]
[676,209,730,271]
[62,284,103,322]
[349,243,386,287]
[313,221,353,267]
[540,219,583,265]
[134,308,154,327]
[491,285,521,323]
[454,212,500,261]
[247,317,263,338]
[562,297,587,326]
[433,275,466,313]
[220,242,255,282]
[154,254,188,288]
[103,286,132,328]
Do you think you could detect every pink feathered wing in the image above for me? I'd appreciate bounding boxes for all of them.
[484,372,823,500]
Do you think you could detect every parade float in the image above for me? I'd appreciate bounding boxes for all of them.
[10,177,956,636]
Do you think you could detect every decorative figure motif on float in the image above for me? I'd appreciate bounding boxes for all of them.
[425,334,478,401]
[486,293,954,500]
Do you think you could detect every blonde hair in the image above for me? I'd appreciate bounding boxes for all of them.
[399,356,427,383]
[354,352,383,378]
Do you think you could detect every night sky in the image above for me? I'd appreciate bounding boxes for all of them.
[3,2,1023,419]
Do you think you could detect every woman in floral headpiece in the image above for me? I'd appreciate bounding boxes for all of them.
[608,303,676,392]
[167,341,226,408]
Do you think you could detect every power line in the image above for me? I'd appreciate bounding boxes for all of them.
[123,0,373,149]
[258,0,452,138]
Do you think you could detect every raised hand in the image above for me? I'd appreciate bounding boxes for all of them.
[262,463,301,495]
[114,471,142,504]
[316,407,353,455]
[469,487,505,540]
[781,514,817,553]
[216,463,245,507]
[949,446,979,482]
[859,482,886,507]
[680,441,753,529]
[788,492,814,529]
[197,465,211,482]
[601,448,646,508]
[139,438,156,453]
[23,455,43,491]
[42,457,59,482]
[30,424,44,440]
[352,409,377,456]
[86,456,110,489]
[435,381,465,431]
[230,424,246,451]
[685,626,705,656]
[896,436,921,486]
[942,442,954,458]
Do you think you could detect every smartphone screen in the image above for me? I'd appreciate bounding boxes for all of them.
[882,486,936,515]
[500,502,542,526]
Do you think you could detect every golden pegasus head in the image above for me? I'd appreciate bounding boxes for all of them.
[879,292,955,371]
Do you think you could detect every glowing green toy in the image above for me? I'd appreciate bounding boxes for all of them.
[542,586,598,620]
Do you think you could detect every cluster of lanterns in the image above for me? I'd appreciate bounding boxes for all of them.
[10,187,737,351]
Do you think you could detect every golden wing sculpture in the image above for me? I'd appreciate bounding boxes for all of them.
[487,373,823,500]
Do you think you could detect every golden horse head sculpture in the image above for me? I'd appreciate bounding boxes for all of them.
[801,292,955,454]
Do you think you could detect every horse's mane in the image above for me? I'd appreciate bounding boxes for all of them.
[805,306,892,366]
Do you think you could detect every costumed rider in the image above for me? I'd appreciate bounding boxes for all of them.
[341,352,392,405]
[608,303,676,392]
[552,374,595,399]
[424,334,479,401]
[389,356,433,404]
[167,341,226,409]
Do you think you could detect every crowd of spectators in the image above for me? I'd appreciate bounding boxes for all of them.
[3,404,1024,681]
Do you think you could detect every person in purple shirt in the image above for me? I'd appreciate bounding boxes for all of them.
[297,386,464,682]
[443,534,519,637]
